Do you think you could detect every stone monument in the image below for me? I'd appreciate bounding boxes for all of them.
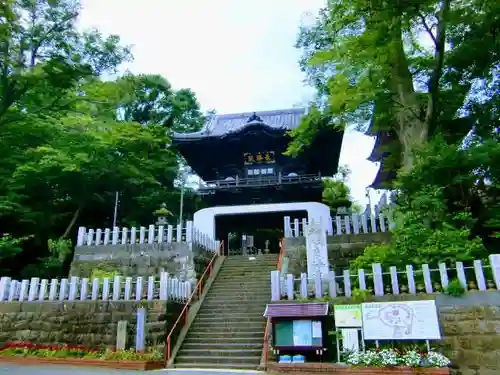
[305,218,329,278]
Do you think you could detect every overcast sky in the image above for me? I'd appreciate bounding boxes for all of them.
[78,0,382,206]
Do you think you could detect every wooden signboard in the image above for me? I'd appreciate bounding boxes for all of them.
[244,151,275,165]
[274,320,323,348]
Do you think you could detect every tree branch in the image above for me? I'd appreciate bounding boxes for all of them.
[60,205,82,240]
[425,0,451,130]
[417,11,437,46]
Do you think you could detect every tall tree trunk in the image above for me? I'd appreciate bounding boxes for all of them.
[388,16,428,171]
[60,206,82,240]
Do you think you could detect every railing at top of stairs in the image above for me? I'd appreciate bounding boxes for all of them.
[164,240,224,366]
[262,237,285,368]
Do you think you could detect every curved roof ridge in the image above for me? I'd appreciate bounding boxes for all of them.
[174,107,308,140]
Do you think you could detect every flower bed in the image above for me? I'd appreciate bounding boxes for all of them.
[0,342,164,371]
[267,349,450,375]
[345,349,450,369]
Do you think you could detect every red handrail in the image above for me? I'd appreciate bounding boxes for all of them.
[164,240,224,365]
[262,237,285,366]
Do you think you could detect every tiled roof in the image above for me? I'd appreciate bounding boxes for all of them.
[173,108,307,140]
[263,303,329,318]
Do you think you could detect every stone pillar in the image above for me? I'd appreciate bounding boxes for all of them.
[305,218,329,278]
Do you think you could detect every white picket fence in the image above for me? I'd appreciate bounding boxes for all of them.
[283,213,392,237]
[77,221,219,252]
[270,254,500,300]
[0,273,192,303]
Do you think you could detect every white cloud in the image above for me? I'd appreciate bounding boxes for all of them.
[79,0,378,204]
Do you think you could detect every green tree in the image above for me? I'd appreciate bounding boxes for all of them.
[353,135,500,269]
[322,165,355,212]
[289,0,499,171]
[0,1,207,278]
[0,0,131,126]
[118,74,205,133]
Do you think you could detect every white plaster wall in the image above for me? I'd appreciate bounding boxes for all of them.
[193,202,331,239]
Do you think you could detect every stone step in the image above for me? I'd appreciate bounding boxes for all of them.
[213,277,271,282]
[205,292,270,298]
[223,260,277,264]
[189,323,265,333]
[175,355,261,365]
[178,348,262,357]
[208,283,271,289]
[204,291,271,297]
[197,310,264,316]
[225,254,278,258]
[174,362,259,370]
[198,305,266,314]
[201,301,269,309]
[183,335,264,344]
[220,264,276,269]
[224,258,277,262]
[203,292,271,300]
[216,270,273,275]
[191,319,265,328]
[195,314,264,322]
[203,298,270,306]
[185,331,264,340]
[220,267,276,271]
[209,282,270,287]
[216,272,273,277]
[204,290,270,296]
[210,279,271,285]
[218,267,274,272]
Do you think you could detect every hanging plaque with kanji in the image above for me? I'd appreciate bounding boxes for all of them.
[244,151,275,165]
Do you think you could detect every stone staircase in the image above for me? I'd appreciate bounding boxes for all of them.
[174,253,278,369]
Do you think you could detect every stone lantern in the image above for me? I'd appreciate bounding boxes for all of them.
[154,203,171,226]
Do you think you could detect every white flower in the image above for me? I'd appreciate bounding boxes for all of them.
[378,349,398,366]
[344,348,450,369]
[401,350,422,367]
[426,351,451,368]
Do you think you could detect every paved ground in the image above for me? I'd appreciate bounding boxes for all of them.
[0,364,264,375]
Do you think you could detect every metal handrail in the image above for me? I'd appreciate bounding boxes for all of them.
[262,237,285,367]
[164,241,224,365]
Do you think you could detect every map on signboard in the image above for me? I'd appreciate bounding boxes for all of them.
[361,300,441,340]
[334,304,362,328]
[293,320,313,346]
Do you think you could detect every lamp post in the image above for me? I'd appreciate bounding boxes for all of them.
[179,166,192,228]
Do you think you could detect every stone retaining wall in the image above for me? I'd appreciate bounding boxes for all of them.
[69,242,213,280]
[284,233,391,274]
[435,292,500,375]
[0,300,183,349]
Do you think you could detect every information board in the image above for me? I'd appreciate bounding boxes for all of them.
[361,300,441,340]
[275,321,293,346]
[274,320,323,347]
[334,304,362,327]
[293,320,312,346]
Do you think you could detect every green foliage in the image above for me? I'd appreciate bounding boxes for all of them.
[0,0,206,278]
[322,165,357,212]
[90,269,121,280]
[353,134,499,269]
[0,343,163,361]
[351,288,371,303]
[444,279,466,297]
[353,187,487,269]
[0,234,30,273]
[289,0,499,172]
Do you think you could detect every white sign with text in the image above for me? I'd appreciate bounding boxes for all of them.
[305,218,329,278]
[361,300,441,340]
